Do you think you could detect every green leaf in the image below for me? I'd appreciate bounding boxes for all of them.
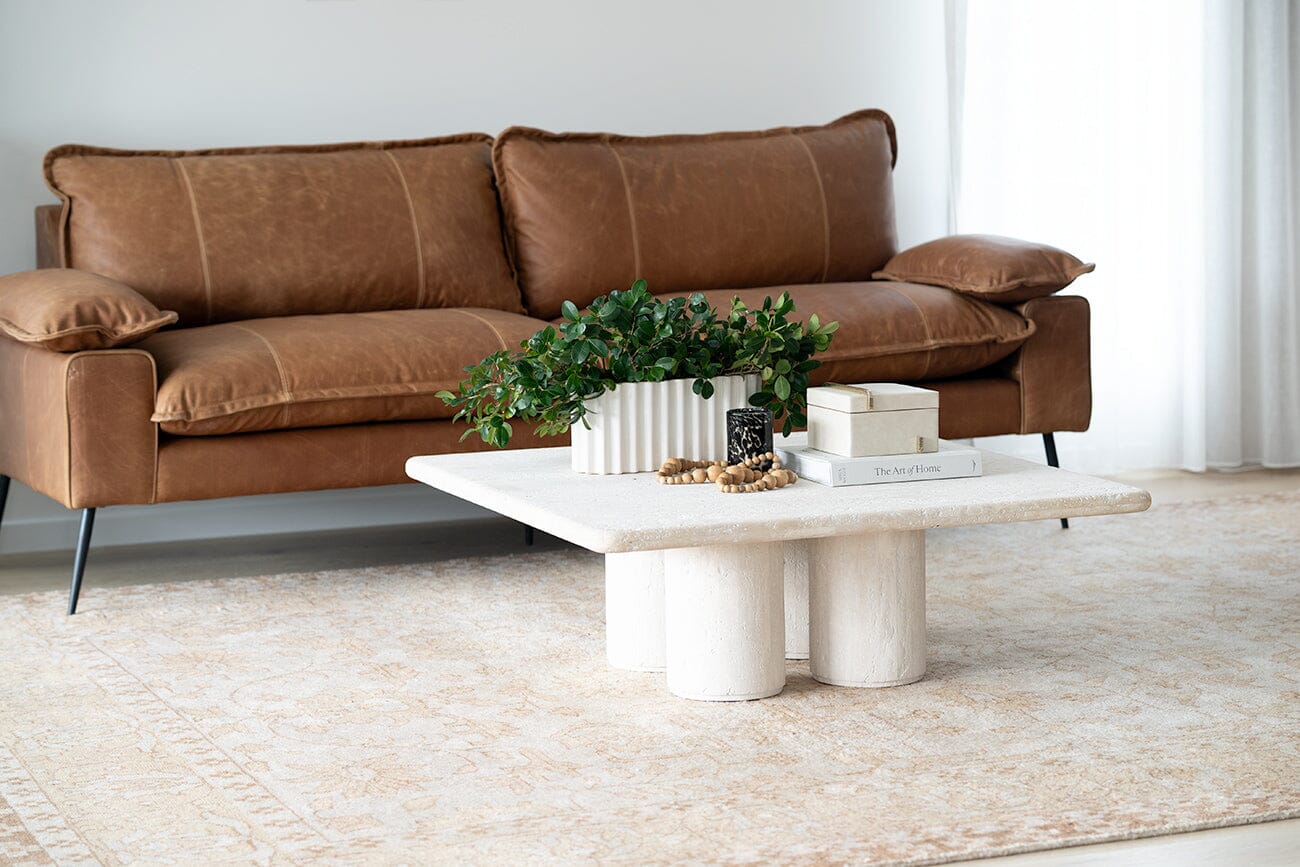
[561,299,579,321]
[587,338,608,358]
[655,356,677,373]
[489,422,511,448]
[631,278,648,293]
[774,375,791,401]
[775,359,791,375]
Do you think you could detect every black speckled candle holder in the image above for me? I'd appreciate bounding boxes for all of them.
[726,408,774,465]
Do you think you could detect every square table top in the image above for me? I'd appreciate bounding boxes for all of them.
[405,436,1151,554]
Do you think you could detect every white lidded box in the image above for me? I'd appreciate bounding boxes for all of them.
[806,382,939,457]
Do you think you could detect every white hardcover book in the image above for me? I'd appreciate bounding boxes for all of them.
[776,441,982,487]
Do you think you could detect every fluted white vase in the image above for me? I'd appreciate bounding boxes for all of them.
[570,374,762,474]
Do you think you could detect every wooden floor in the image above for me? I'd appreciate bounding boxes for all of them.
[1,466,1296,865]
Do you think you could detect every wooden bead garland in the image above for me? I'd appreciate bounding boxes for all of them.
[655,458,724,485]
[655,452,798,494]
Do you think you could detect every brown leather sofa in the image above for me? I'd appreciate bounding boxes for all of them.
[0,110,1092,613]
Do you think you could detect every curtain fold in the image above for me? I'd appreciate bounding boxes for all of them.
[950,0,1299,472]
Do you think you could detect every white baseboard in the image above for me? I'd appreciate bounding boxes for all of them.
[0,482,495,555]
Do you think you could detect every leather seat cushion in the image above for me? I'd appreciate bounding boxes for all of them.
[660,281,1035,383]
[142,308,548,436]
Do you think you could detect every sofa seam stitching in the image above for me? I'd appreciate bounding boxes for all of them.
[228,323,294,429]
[381,151,427,308]
[791,133,831,283]
[62,355,74,506]
[882,283,936,378]
[144,352,160,504]
[604,140,642,282]
[0,313,178,345]
[815,329,1029,362]
[20,351,33,491]
[451,308,509,351]
[151,379,468,424]
[173,158,214,323]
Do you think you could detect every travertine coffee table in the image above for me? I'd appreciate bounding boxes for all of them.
[406,437,1149,701]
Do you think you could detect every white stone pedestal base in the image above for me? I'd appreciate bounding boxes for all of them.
[604,551,665,671]
[809,529,926,687]
[663,541,785,701]
[783,540,810,659]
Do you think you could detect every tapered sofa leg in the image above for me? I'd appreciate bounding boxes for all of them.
[523,524,535,546]
[67,508,96,616]
[1041,434,1069,529]
[0,474,9,532]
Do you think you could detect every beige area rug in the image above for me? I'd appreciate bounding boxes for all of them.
[1,493,1298,865]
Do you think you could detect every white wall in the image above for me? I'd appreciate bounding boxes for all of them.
[0,0,949,553]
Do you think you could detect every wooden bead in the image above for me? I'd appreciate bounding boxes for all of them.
[657,454,794,494]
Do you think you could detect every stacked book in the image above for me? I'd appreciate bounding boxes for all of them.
[777,382,982,487]
[776,440,982,487]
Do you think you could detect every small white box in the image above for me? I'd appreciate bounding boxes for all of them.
[806,382,939,457]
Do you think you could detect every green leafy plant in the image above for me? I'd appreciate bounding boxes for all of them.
[437,279,838,447]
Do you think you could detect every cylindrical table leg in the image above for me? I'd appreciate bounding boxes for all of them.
[809,530,926,688]
[664,541,785,701]
[605,551,665,671]
[784,540,810,659]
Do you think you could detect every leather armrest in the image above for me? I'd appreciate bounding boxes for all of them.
[0,336,158,508]
[1004,295,1092,434]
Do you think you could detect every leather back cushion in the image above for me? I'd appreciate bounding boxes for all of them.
[494,109,899,319]
[43,136,524,324]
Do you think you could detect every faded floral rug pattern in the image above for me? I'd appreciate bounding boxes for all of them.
[1,493,1297,865]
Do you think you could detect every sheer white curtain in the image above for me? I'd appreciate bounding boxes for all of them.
[948,0,1299,473]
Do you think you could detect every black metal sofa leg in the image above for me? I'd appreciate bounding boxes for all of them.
[523,524,535,546]
[67,508,96,616]
[0,474,9,532]
[1041,433,1069,530]
[1,478,98,614]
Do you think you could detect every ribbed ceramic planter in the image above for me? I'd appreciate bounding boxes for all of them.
[570,374,761,474]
